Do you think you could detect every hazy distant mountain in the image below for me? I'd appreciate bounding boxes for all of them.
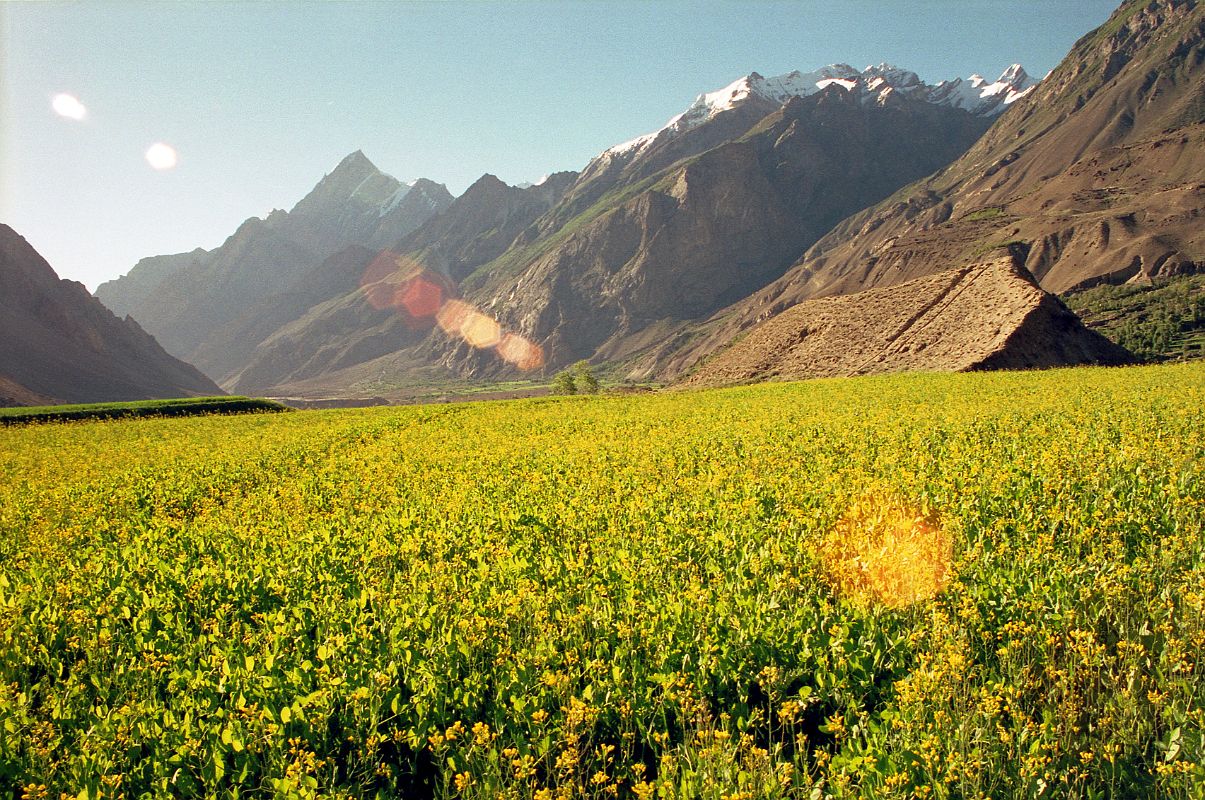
[0,225,221,406]
[93,248,210,320]
[663,0,1204,381]
[224,173,579,394]
[94,151,453,378]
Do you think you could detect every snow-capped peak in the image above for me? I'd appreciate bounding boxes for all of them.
[861,63,923,89]
[604,64,862,157]
[998,64,1030,84]
[602,62,1040,161]
[932,63,1037,111]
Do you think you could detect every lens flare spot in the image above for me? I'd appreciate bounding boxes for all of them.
[361,251,402,288]
[362,251,406,309]
[399,277,445,320]
[436,299,474,336]
[52,93,87,121]
[369,258,543,369]
[145,142,178,171]
[496,333,545,371]
[460,310,503,349]
[360,251,447,321]
[820,492,951,608]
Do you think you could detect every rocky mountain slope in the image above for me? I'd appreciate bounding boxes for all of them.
[664,0,1204,379]
[415,63,1035,380]
[0,225,222,406]
[674,250,1133,388]
[94,152,453,377]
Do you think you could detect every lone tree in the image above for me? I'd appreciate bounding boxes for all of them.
[551,361,600,395]
[551,370,577,395]
[573,361,600,394]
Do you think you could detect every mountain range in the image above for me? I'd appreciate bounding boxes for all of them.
[90,60,1046,398]
[6,0,1199,405]
[94,154,454,378]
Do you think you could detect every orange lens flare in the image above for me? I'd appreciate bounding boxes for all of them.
[460,310,502,349]
[435,299,473,335]
[361,251,450,329]
[362,252,544,371]
[399,277,445,320]
[496,333,545,371]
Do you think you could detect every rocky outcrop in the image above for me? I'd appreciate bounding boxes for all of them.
[673,251,1132,388]
[0,225,222,405]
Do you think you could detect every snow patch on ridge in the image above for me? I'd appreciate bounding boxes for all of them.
[602,62,1039,161]
[378,184,414,217]
[413,186,441,210]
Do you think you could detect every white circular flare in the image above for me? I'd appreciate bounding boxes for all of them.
[145,142,178,171]
[52,93,87,121]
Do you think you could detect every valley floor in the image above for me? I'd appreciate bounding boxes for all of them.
[1,363,1202,798]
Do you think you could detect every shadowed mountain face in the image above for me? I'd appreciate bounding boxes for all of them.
[93,152,453,379]
[0,225,222,406]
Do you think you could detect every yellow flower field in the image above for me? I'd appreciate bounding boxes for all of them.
[0,363,1202,798]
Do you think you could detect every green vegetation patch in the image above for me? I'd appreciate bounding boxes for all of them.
[1095,0,1145,40]
[1064,273,1205,362]
[0,395,292,426]
[961,205,1005,222]
[0,364,1202,797]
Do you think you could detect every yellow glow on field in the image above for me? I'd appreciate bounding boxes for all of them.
[820,494,952,608]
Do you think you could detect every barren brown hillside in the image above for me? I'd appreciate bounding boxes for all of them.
[675,252,1133,388]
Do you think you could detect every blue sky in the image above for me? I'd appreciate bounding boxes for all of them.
[3,1,1120,289]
